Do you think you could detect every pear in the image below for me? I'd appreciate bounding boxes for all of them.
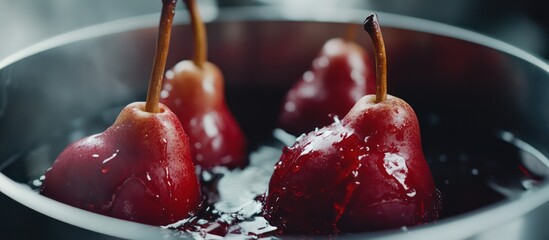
[160,0,247,170]
[40,0,202,225]
[278,37,375,135]
[41,103,201,225]
[263,14,439,233]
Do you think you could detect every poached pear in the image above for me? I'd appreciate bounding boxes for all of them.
[40,0,202,225]
[263,14,439,233]
[278,37,375,136]
[160,0,247,170]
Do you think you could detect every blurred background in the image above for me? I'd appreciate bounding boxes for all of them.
[0,0,547,61]
[0,0,547,239]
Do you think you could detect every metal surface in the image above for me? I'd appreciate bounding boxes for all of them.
[0,6,548,240]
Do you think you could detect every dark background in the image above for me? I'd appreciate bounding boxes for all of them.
[1,0,547,61]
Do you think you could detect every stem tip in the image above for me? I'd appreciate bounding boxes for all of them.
[363,13,378,33]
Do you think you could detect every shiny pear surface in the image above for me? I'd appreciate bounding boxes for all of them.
[161,61,247,170]
[41,102,202,225]
[265,95,439,233]
[279,38,375,135]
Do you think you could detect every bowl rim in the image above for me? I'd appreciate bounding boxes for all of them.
[1,5,549,240]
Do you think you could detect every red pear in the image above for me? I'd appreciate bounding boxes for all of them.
[40,102,201,225]
[160,0,246,170]
[40,0,202,225]
[264,14,439,233]
[278,35,375,135]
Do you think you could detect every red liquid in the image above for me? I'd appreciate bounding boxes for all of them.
[13,110,546,238]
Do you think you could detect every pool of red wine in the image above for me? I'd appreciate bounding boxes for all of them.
[2,107,548,239]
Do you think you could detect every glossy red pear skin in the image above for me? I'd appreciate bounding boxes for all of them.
[264,95,439,233]
[338,95,439,231]
[264,123,364,233]
[278,38,375,135]
[40,102,202,226]
[160,61,247,170]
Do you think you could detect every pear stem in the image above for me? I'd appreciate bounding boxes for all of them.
[364,13,387,103]
[184,0,207,68]
[145,0,176,113]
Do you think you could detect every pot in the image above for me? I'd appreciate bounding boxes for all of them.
[1,6,548,240]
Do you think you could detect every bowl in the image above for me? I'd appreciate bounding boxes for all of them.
[1,6,549,240]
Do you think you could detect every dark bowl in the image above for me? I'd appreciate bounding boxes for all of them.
[1,6,549,240]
